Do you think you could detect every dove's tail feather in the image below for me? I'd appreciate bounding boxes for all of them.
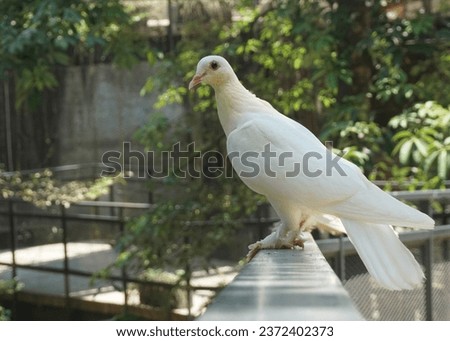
[341,218,424,290]
[329,182,435,229]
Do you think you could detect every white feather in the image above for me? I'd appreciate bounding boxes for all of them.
[341,219,424,290]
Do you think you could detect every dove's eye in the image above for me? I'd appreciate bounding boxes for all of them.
[210,61,219,70]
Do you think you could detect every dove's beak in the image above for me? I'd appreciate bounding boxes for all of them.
[188,72,205,90]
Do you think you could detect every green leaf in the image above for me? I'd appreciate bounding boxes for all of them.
[392,130,413,141]
[140,78,154,96]
[398,139,413,164]
[424,149,438,170]
[413,138,429,157]
[437,150,448,179]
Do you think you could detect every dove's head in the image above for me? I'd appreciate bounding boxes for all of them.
[189,55,236,90]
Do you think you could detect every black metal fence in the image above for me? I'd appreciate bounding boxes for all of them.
[0,197,225,320]
[1,184,449,320]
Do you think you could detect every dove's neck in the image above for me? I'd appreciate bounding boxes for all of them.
[214,79,262,136]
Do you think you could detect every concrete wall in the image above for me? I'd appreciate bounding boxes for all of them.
[58,61,183,167]
[55,61,186,203]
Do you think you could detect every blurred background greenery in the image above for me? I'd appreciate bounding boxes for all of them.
[131,0,449,277]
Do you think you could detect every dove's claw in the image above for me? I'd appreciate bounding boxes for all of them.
[293,238,305,249]
[246,242,262,261]
[279,238,304,249]
[245,230,305,261]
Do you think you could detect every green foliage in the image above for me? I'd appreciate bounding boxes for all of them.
[412,53,450,106]
[222,1,448,183]
[321,121,387,169]
[0,279,23,321]
[118,2,263,275]
[121,0,449,277]
[122,64,263,271]
[118,184,259,270]
[0,306,10,321]
[0,168,118,208]
[218,0,344,125]
[0,0,146,107]
[138,268,187,309]
[390,102,450,180]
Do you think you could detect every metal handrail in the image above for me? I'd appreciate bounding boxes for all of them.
[388,188,450,200]
[199,233,364,321]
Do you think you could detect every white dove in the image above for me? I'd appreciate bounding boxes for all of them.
[189,55,435,290]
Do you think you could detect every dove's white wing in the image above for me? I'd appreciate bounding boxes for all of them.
[227,114,434,229]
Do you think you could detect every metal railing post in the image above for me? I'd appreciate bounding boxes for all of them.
[442,199,448,225]
[339,235,346,282]
[118,207,129,312]
[443,239,449,261]
[61,204,71,316]
[184,234,192,319]
[424,231,434,321]
[167,0,174,51]
[109,184,115,217]
[8,200,17,279]
[8,199,17,318]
